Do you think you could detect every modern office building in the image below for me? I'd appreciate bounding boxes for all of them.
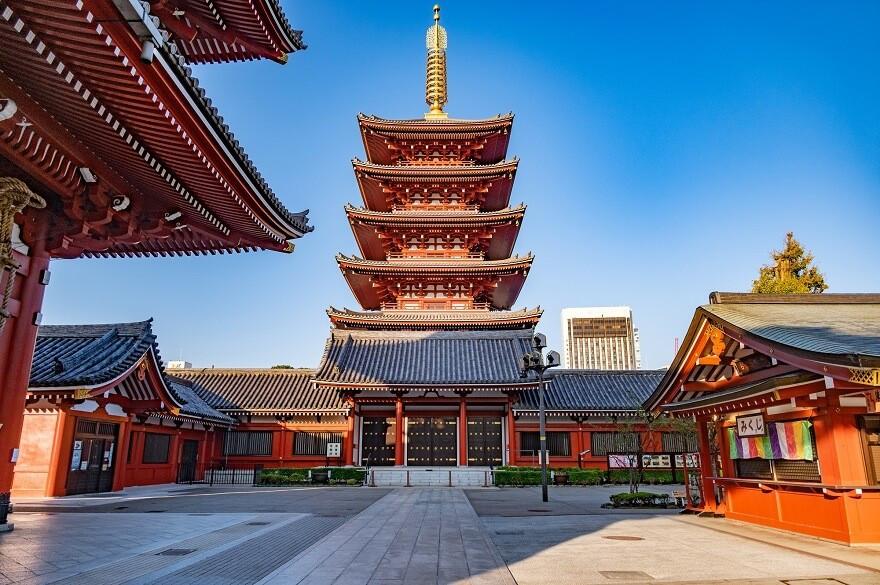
[561,307,639,370]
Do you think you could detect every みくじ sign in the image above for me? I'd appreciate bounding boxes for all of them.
[736,413,765,437]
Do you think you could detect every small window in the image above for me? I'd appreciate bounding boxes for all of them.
[661,432,698,453]
[735,458,773,479]
[222,431,273,456]
[591,431,640,457]
[142,433,170,464]
[294,432,344,456]
[519,431,571,457]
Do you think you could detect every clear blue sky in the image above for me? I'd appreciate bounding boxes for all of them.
[42,1,880,369]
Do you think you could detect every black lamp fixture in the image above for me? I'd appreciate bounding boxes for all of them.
[519,332,561,502]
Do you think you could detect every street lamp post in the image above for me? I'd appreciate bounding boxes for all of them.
[520,333,561,503]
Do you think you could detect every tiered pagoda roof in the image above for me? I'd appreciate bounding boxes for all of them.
[327,306,542,331]
[345,204,526,261]
[331,7,537,332]
[352,159,518,212]
[357,113,513,165]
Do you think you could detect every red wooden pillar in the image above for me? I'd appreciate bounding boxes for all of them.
[344,409,355,466]
[112,418,131,491]
[458,397,468,466]
[506,403,517,466]
[199,427,209,477]
[814,394,867,485]
[0,226,50,507]
[394,395,404,466]
[696,415,716,513]
[47,410,76,497]
[168,426,182,483]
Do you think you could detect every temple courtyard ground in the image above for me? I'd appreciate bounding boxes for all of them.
[1,486,879,585]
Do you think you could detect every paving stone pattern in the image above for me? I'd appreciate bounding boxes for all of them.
[259,488,515,585]
[156,515,345,585]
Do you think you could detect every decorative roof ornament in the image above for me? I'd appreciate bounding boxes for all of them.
[425,5,448,120]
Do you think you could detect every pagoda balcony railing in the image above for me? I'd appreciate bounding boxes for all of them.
[396,159,477,167]
[391,204,481,213]
[380,301,491,311]
[387,251,484,260]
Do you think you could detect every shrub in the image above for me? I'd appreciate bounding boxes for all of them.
[607,469,679,485]
[312,467,366,483]
[609,491,670,507]
[258,468,309,485]
[493,469,542,486]
[257,467,366,486]
[566,469,604,485]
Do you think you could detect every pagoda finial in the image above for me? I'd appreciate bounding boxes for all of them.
[425,4,448,120]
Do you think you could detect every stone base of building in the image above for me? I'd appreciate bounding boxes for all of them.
[367,466,494,487]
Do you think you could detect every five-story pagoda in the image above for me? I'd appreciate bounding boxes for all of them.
[330,5,539,331]
[316,6,541,469]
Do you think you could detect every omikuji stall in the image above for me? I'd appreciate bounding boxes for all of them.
[647,293,880,544]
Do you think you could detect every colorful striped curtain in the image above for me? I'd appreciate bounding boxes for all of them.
[728,420,815,461]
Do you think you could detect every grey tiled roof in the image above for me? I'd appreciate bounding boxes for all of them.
[169,369,346,414]
[167,381,236,424]
[30,321,159,388]
[515,370,666,413]
[704,301,880,359]
[30,321,232,425]
[314,330,534,386]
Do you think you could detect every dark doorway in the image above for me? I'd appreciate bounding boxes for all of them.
[67,419,119,495]
[406,416,457,466]
[178,439,199,483]
[361,417,396,466]
[467,416,503,466]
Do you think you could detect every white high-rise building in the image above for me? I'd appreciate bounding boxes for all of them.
[561,306,639,370]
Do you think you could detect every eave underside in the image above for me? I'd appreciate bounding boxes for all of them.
[161,0,306,64]
[0,1,308,257]
[327,307,542,330]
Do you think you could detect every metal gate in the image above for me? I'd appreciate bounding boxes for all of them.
[406,416,457,466]
[467,416,503,466]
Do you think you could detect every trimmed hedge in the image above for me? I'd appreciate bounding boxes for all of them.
[257,467,366,486]
[564,469,604,485]
[313,467,367,484]
[258,468,309,485]
[609,491,669,507]
[608,469,678,485]
[493,469,542,486]
[493,467,605,486]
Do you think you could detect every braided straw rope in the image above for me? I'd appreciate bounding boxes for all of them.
[0,178,46,333]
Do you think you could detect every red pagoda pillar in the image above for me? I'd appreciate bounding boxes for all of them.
[394,395,404,466]
[458,397,468,466]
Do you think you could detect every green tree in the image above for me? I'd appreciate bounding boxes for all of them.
[271,364,294,369]
[751,232,828,294]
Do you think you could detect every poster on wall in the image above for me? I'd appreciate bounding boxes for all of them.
[688,470,703,507]
[608,454,639,468]
[641,454,671,468]
[70,440,83,471]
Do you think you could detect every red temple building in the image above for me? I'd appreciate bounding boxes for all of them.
[0,0,310,525]
[647,293,880,544]
[14,320,234,498]
[14,6,694,497]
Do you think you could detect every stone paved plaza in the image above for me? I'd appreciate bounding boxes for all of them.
[1,485,878,585]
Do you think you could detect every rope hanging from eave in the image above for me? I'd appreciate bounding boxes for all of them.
[0,177,46,334]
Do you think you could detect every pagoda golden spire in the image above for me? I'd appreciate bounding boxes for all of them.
[424,4,448,119]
